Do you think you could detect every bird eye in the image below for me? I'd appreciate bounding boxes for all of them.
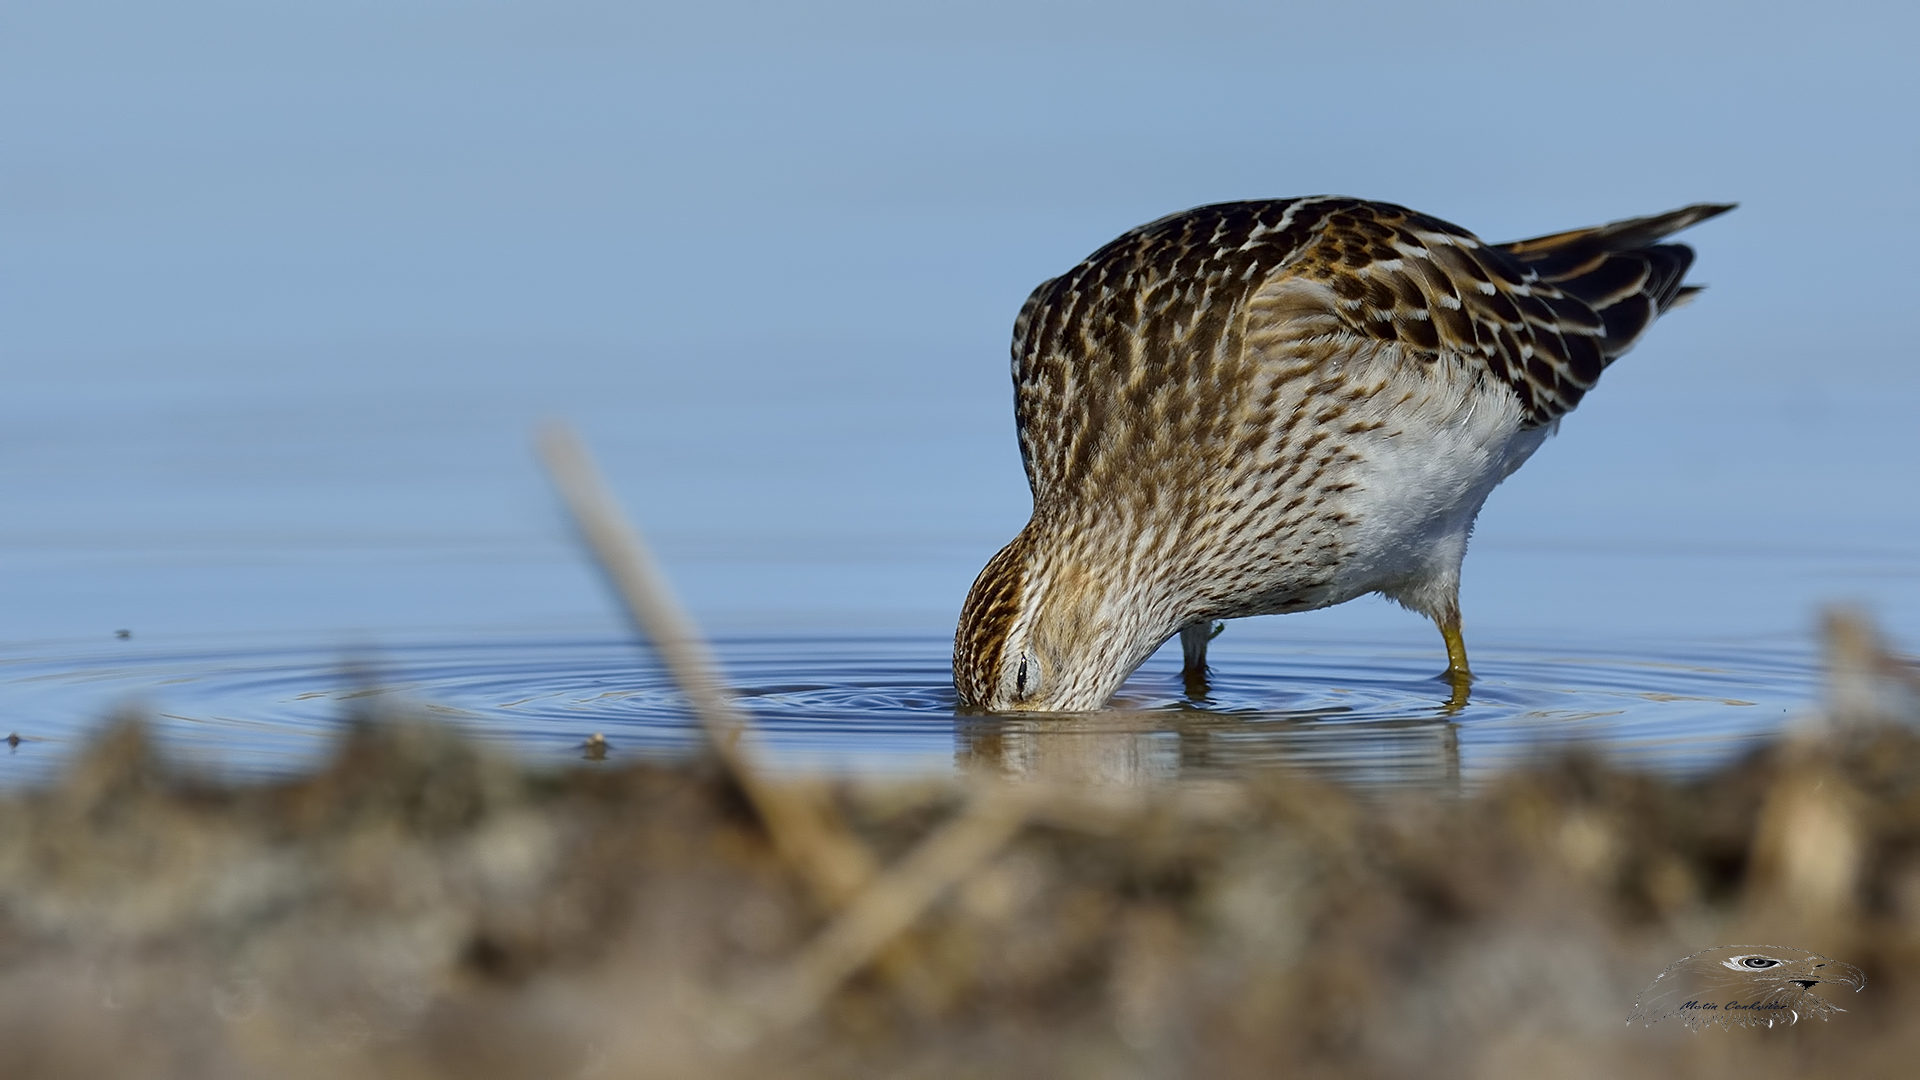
[1010,651,1042,701]
[1741,957,1781,969]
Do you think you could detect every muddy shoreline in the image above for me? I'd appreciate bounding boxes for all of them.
[1,614,1916,1078]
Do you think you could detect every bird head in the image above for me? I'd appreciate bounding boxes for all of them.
[952,526,1173,712]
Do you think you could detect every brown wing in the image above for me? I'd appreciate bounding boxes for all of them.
[1496,203,1735,354]
[1011,197,1357,503]
[1009,198,1730,501]
[1271,201,1730,425]
[1274,202,1608,424]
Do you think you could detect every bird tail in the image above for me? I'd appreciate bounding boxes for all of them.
[1496,203,1735,358]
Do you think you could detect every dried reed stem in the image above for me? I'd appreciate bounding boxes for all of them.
[751,786,1031,1033]
[535,422,875,906]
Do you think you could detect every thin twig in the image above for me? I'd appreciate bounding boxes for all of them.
[748,785,1032,1034]
[535,422,875,906]
[736,779,1252,1037]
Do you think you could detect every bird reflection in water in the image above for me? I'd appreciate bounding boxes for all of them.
[956,698,1462,790]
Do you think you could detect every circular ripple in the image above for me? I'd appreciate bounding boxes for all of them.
[0,631,1817,790]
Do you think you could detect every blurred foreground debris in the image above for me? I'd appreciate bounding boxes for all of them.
[1,611,1918,1079]
[537,422,876,909]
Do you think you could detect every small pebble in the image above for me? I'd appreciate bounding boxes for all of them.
[581,733,610,762]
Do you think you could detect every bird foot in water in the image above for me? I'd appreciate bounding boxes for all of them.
[1441,666,1472,714]
[1180,622,1224,700]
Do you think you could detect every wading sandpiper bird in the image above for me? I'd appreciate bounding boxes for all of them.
[954,197,1732,712]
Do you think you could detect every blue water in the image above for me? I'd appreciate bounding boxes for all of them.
[3,0,1918,788]
[0,624,1814,790]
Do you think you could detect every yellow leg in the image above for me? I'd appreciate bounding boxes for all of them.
[1439,615,1472,712]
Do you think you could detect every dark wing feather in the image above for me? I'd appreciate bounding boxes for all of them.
[1497,203,1735,355]
[1271,201,1613,425]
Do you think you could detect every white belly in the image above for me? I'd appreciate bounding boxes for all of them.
[1320,355,1550,609]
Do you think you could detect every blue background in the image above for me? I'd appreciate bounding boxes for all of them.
[5,0,1917,654]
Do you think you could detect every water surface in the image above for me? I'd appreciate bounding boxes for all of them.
[4,1,1917,793]
[0,625,1811,792]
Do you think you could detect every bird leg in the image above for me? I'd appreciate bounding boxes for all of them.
[1438,613,1472,712]
[1180,621,1222,698]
